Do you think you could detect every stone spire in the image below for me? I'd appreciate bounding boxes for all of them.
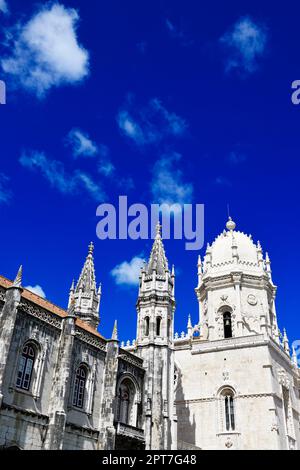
[292,345,298,367]
[187,314,193,338]
[205,243,212,270]
[75,242,97,294]
[265,252,272,278]
[257,241,264,269]
[13,265,23,288]
[71,242,101,329]
[147,223,169,275]
[283,329,290,355]
[111,320,118,341]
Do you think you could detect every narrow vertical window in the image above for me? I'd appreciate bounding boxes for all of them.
[144,317,150,337]
[73,365,87,409]
[223,312,232,338]
[16,343,36,391]
[222,389,235,431]
[156,317,162,336]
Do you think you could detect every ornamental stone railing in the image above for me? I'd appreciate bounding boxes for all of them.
[115,422,145,441]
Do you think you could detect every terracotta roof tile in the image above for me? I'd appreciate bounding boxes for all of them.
[0,275,105,340]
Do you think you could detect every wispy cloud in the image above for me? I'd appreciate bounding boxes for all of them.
[220,16,268,74]
[0,0,9,15]
[151,152,193,206]
[227,151,247,165]
[1,3,89,97]
[19,150,105,200]
[111,255,145,287]
[117,96,188,147]
[165,18,194,47]
[25,285,46,299]
[0,173,11,204]
[66,128,98,157]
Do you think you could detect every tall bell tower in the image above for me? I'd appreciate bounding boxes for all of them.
[136,223,177,450]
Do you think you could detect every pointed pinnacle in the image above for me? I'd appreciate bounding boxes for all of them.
[112,320,118,340]
[88,241,94,256]
[187,314,192,329]
[13,265,23,288]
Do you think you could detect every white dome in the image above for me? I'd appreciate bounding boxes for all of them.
[203,218,267,275]
[211,230,258,266]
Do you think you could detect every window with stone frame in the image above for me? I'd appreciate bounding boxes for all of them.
[221,388,236,432]
[16,342,36,391]
[72,365,88,409]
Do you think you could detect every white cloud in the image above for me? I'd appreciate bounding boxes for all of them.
[117,97,187,146]
[66,128,98,157]
[151,153,193,206]
[19,150,105,200]
[0,172,11,204]
[1,3,89,97]
[117,110,146,145]
[111,256,145,287]
[25,285,46,299]
[0,0,9,15]
[220,16,267,74]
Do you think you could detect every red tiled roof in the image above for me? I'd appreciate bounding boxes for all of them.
[0,275,105,340]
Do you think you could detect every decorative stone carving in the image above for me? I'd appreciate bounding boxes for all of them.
[223,371,229,381]
[225,438,233,448]
[247,294,258,306]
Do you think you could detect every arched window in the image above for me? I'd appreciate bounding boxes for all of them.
[221,389,235,431]
[117,379,137,426]
[156,317,162,336]
[223,312,232,338]
[72,365,88,409]
[16,343,36,391]
[144,317,150,337]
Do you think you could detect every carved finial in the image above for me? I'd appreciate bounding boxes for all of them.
[68,292,76,317]
[98,282,102,295]
[226,216,236,231]
[112,320,118,341]
[70,280,75,292]
[265,252,271,273]
[197,255,203,280]
[292,345,298,367]
[88,241,94,256]
[13,265,23,288]
[155,221,162,238]
[283,329,290,355]
[187,314,192,330]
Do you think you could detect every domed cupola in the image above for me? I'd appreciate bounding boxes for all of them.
[196,217,279,343]
[202,217,270,278]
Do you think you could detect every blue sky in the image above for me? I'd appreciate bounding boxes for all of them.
[0,0,299,345]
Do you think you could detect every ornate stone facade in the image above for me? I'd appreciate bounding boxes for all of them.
[0,218,299,450]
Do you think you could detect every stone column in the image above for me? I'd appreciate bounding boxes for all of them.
[43,314,76,450]
[97,337,119,450]
[0,267,23,408]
